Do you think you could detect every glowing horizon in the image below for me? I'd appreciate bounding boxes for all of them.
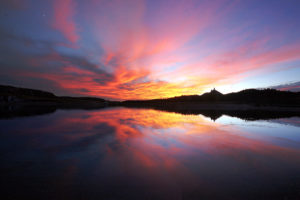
[1,0,300,100]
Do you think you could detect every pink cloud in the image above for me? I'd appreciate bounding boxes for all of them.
[52,0,79,43]
[87,0,228,69]
[165,39,300,88]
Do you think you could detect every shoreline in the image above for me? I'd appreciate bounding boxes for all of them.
[1,101,300,121]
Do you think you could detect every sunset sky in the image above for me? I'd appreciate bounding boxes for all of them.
[1,0,300,100]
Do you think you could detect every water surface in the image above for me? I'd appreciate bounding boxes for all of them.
[1,107,300,199]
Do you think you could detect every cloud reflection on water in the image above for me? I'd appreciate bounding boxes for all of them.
[0,108,300,199]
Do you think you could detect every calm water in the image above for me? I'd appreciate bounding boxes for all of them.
[1,107,300,199]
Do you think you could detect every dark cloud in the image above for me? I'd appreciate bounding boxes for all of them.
[270,81,300,92]
[0,70,75,96]
[63,54,114,82]
[0,0,28,10]
[117,84,135,91]
[77,88,91,93]
[0,28,114,97]
[0,28,33,46]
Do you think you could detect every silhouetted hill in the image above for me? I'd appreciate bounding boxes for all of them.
[0,84,107,108]
[166,88,224,102]
[223,89,300,105]
[0,84,56,99]
[122,88,300,106]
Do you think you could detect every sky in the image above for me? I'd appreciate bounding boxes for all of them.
[0,0,300,100]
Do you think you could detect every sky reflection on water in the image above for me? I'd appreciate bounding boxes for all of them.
[0,108,300,199]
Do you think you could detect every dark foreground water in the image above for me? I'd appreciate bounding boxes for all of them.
[0,107,300,199]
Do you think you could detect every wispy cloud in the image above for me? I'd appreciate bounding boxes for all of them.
[269,81,300,92]
[52,0,79,44]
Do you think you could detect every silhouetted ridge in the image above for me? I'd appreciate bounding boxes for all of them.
[224,88,299,104]
[123,88,299,106]
[192,88,223,101]
[0,84,107,107]
[0,84,55,99]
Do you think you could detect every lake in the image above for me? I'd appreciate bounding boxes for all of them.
[1,107,300,199]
